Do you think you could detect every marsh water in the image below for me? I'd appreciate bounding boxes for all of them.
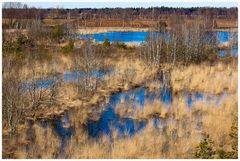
[49,83,228,140]
[35,71,229,142]
[86,86,228,138]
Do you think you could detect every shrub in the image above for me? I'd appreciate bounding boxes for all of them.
[195,134,215,159]
[61,40,74,54]
[51,25,64,42]
[15,34,33,52]
[37,44,52,61]
[229,115,238,159]
[196,114,238,159]
[4,33,34,53]
[156,20,167,32]
[116,42,127,49]
[103,38,110,48]
[16,34,30,46]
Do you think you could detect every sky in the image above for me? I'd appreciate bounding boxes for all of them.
[22,2,238,9]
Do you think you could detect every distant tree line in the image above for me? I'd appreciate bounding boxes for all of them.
[3,3,237,20]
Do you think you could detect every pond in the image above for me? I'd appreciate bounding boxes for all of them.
[81,31,150,43]
[82,31,237,44]
[217,31,238,43]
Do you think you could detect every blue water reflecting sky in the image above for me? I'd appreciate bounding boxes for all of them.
[82,31,237,44]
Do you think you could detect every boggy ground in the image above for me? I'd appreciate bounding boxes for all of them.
[3,88,237,158]
[2,52,238,158]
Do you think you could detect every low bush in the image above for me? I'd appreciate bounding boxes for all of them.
[61,40,74,54]
[116,42,127,49]
[51,25,64,42]
[195,134,215,159]
[103,38,110,48]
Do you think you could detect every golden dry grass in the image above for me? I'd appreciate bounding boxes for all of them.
[104,57,158,89]
[145,80,162,91]
[77,27,150,34]
[215,19,238,28]
[3,123,61,159]
[19,55,73,81]
[171,62,237,95]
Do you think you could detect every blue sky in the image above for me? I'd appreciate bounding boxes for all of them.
[24,2,238,9]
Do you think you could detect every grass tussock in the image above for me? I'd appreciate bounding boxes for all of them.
[3,123,61,159]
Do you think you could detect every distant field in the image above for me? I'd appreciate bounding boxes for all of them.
[215,19,238,28]
[42,18,157,28]
[43,18,238,29]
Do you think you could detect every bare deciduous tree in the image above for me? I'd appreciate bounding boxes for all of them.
[73,41,100,98]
